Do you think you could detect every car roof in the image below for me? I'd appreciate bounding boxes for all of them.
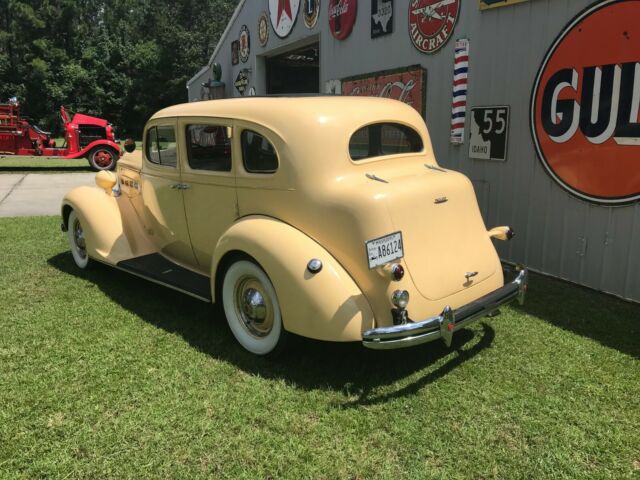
[150,96,434,177]
[151,96,426,135]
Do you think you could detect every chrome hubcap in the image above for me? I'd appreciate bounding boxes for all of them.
[242,288,267,321]
[73,218,87,259]
[235,278,273,338]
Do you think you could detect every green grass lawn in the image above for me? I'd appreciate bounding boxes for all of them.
[0,155,91,172]
[0,140,141,173]
[0,216,638,479]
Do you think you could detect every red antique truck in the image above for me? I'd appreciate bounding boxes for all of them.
[0,102,121,170]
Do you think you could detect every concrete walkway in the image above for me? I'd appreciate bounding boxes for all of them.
[0,173,95,217]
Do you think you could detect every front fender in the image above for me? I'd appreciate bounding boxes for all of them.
[64,140,121,159]
[211,216,374,342]
[61,185,153,264]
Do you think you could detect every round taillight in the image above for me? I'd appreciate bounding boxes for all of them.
[391,264,404,281]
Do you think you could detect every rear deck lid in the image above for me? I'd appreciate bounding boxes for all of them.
[384,170,499,301]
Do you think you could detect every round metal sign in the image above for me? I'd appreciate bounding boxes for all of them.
[408,0,460,54]
[258,12,269,47]
[239,25,250,63]
[304,0,320,29]
[328,0,357,40]
[531,0,640,205]
[269,0,301,39]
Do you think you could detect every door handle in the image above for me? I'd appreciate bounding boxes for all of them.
[170,183,191,190]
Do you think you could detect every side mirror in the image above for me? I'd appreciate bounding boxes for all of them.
[124,138,136,153]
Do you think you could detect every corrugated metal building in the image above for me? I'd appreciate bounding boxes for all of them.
[187,0,640,302]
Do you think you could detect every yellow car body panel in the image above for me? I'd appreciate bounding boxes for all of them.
[61,185,155,264]
[211,216,375,341]
[61,97,525,347]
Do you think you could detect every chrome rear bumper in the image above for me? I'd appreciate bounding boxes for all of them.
[362,269,528,350]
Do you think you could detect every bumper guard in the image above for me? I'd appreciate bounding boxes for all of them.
[362,269,528,350]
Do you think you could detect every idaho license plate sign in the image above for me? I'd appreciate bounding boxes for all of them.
[366,232,404,269]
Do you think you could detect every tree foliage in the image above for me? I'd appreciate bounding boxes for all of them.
[0,0,237,136]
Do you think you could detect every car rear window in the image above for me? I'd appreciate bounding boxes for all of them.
[349,123,423,161]
[241,130,278,173]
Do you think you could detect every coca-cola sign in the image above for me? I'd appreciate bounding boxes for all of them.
[531,0,640,205]
[329,0,358,40]
[341,65,427,116]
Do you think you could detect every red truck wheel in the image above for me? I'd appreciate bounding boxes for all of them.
[88,146,118,171]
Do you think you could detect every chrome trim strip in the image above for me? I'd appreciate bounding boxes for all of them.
[424,163,447,173]
[365,173,389,183]
[362,269,528,350]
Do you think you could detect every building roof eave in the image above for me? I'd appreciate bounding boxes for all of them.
[186,0,247,89]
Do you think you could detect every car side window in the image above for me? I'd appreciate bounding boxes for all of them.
[145,125,177,167]
[349,123,423,161]
[241,130,278,173]
[146,127,160,164]
[185,124,231,172]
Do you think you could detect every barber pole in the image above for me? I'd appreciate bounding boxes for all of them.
[450,38,469,144]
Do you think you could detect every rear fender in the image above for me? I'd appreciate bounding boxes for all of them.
[62,185,154,264]
[211,216,374,342]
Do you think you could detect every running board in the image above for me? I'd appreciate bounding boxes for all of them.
[116,254,211,302]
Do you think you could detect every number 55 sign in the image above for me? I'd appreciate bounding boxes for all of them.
[469,106,510,161]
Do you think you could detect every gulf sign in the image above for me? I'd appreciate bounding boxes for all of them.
[531,0,640,205]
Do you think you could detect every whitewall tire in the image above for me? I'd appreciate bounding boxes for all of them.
[222,260,286,355]
[67,210,91,269]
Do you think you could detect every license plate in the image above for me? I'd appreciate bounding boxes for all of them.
[366,231,404,269]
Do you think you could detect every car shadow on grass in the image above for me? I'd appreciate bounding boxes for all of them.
[514,272,639,359]
[48,252,495,404]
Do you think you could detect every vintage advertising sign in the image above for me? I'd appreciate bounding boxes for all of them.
[258,12,269,47]
[409,0,460,54]
[479,0,528,10]
[303,0,320,28]
[450,38,469,144]
[329,0,357,40]
[469,106,509,160]
[269,0,300,39]
[234,70,249,95]
[325,79,342,95]
[238,25,250,63]
[372,0,393,38]
[531,0,640,205]
[231,40,239,65]
[341,65,427,116]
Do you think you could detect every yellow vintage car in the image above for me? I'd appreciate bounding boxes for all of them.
[60,97,528,355]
